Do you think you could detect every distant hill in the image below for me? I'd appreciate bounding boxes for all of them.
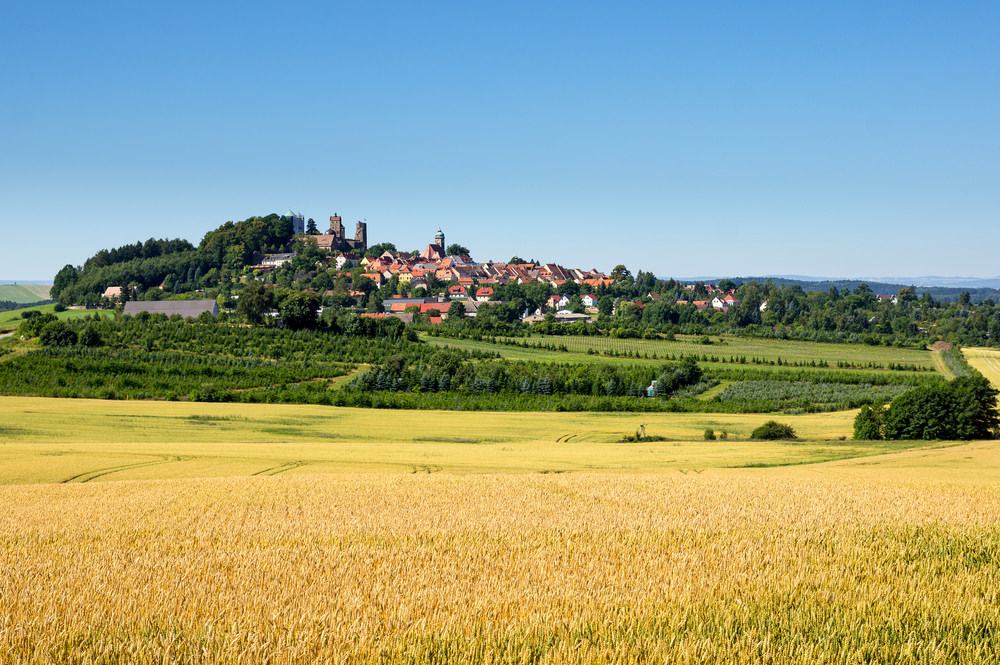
[672,276,1000,303]
[0,284,52,304]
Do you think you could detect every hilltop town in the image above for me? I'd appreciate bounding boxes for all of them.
[67,210,759,327]
[41,209,1000,350]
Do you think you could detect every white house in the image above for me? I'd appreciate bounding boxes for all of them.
[262,253,295,267]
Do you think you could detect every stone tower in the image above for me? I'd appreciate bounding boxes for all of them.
[354,221,368,252]
[329,214,344,241]
[435,228,445,251]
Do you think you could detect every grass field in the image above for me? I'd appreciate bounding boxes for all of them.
[0,283,50,303]
[2,460,999,662]
[0,395,934,485]
[0,303,102,333]
[424,333,936,373]
[963,347,1000,389]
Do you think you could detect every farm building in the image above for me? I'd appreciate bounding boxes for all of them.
[123,300,219,318]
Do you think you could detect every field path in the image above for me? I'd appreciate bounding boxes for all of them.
[931,349,956,379]
[963,347,1000,389]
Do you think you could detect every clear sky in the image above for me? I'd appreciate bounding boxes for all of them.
[2,1,998,282]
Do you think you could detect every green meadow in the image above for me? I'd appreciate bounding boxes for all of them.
[0,304,101,333]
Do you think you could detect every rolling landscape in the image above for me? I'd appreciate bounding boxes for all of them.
[4,1,1000,663]
[2,228,1000,660]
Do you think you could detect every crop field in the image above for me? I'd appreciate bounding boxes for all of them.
[3,396,999,662]
[0,396,926,485]
[425,333,936,373]
[2,455,1000,663]
[0,283,50,303]
[964,347,1000,389]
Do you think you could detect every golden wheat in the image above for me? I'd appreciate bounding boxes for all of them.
[2,471,998,663]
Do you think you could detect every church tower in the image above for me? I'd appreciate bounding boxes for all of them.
[435,228,445,251]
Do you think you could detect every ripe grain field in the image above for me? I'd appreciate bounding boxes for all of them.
[963,347,1000,389]
[0,396,934,485]
[2,460,999,663]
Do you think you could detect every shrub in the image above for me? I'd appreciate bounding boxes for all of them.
[853,404,886,440]
[39,320,77,348]
[751,421,796,440]
[704,428,716,440]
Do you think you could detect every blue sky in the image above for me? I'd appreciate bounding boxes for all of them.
[3,1,998,281]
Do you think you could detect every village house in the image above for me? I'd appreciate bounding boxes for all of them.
[261,253,295,267]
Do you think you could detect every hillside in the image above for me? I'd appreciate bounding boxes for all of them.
[0,284,51,304]
[675,276,1000,303]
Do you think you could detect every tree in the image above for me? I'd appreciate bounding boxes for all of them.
[365,242,397,258]
[280,292,321,330]
[52,264,79,302]
[597,295,614,317]
[446,243,470,257]
[78,326,103,347]
[447,300,465,320]
[236,280,271,324]
[306,218,319,235]
[751,421,796,440]
[883,376,998,440]
[610,264,632,282]
[508,256,527,265]
[39,320,77,347]
[566,294,585,314]
[853,405,885,440]
[292,236,325,270]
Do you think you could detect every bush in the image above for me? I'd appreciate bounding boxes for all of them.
[703,428,716,440]
[39,320,77,347]
[853,404,886,440]
[751,421,797,440]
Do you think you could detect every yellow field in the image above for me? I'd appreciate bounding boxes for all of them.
[0,396,935,485]
[2,461,999,663]
[963,347,1000,389]
[3,396,999,662]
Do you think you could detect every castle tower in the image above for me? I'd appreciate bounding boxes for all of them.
[329,214,344,241]
[354,221,368,252]
[435,228,445,251]
[286,209,305,235]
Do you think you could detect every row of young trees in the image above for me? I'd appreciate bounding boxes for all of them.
[349,355,704,398]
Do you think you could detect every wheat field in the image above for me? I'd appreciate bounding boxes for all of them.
[963,347,1000,389]
[2,462,999,663]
